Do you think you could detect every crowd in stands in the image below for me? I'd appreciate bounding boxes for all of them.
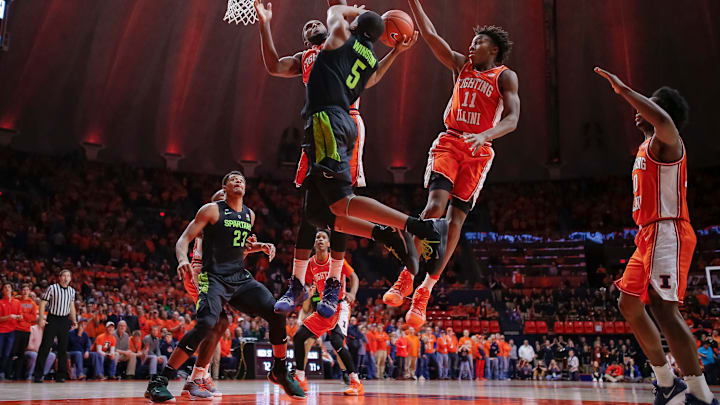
[0,148,719,385]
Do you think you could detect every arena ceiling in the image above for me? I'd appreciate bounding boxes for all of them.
[0,0,718,183]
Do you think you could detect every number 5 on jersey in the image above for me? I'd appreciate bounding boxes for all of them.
[233,230,248,247]
[346,59,367,89]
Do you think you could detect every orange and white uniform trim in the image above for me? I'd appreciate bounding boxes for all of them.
[615,138,696,304]
[424,63,507,209]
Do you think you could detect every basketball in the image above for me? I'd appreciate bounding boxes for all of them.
[380,10,415,47]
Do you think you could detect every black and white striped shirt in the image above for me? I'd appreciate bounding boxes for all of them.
[41,283,76,316]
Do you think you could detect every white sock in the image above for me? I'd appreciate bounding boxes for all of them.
[685,374,714,404]
[296,370,306,380]
[293,258,310,285]
[203,363,211,379]
[651,363,675,387]
[190,366,206,381]
[420,274,438,292]
[329,258,344,280]
[350,372,360,382]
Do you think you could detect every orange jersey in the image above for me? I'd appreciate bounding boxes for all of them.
[95,333,116,353]
[444,63,507,134]
[631,139,690,227]
[424,333,436,354]
[220,337,232,357]
[304,256,354,301]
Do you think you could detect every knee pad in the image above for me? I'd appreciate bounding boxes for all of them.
[449,197,472,214]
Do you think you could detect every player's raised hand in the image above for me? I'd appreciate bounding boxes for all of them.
[261,243,276,262]
[462,131,492,155]
[395,31,419,53]
[594,67,627,94]
[254,0,272,23]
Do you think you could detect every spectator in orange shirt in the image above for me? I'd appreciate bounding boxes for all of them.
[137,307,149,337]
[164,311,184,341]
[0,283,21,380]
[436,330,450,379]
[285,315,298,340]
[91,321,117,379]
[219,329,237,376]
[472,335,486,380]
[405,327,420,379]
[418,327,435,380]
[395,329,408,380]
[446,327,459,378]
[458,329,472,348]
[374,327,389,379]
[365,325,378,379]
[604,361,625,383]
[12,284,37,379]
[498,335,510,380]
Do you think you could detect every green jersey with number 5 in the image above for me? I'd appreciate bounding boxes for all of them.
[302,34,378,118]
[202,201,252,276]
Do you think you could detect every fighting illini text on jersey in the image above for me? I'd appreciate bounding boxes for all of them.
[631,138,690,227]
[444,63,508,135]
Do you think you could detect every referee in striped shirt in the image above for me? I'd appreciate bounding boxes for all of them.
[34,269,77,383]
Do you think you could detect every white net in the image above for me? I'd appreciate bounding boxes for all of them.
[223,0,257,26]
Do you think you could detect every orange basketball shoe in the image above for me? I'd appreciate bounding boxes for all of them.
[383,268,414,307]
[405,287,430,329]
[294,373,309,393]
[344,378,364,396]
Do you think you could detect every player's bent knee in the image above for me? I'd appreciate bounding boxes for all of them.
[618,293,644,320]
[329,199,348,217]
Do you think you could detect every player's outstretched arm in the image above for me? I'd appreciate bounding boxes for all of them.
[176,203,217,279]
[365,31,419,89]
[594,67,680,149]
[254,0,302,77]
[462,69,520,154]
[407,0,466,74]
[325,5,365,50]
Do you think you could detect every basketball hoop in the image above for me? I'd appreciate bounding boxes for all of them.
[223,0,257,26]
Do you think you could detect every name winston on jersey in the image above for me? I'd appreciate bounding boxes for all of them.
[455,77,495,126]
[631,156,646,213]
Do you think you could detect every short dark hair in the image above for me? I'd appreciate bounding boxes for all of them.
[473,25,513,64]
[222,170,245,186]
[652,86,689,131]
[355,11,385,43]
[22,283,31,290]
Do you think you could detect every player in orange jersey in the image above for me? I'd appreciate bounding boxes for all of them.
[384,0,520,330]
[291,230,363,396]
[177,189,275,400]
[596,68,715,405]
